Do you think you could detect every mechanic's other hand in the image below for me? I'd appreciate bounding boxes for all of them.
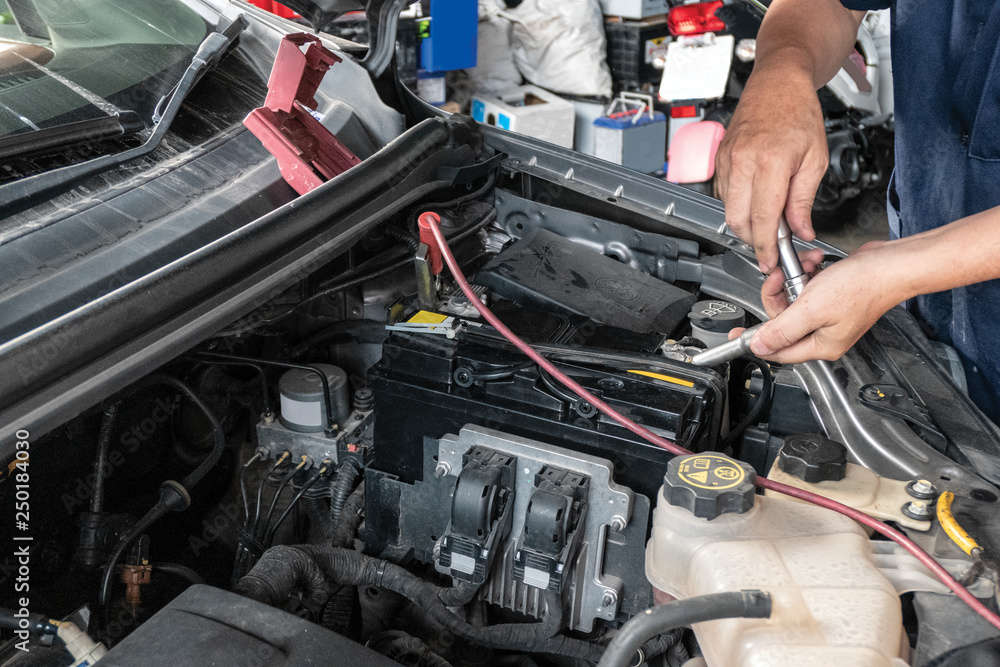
[715,67,828,274]
[729,242,906,364]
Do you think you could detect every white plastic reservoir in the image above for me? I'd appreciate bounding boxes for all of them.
[646,480,907,666]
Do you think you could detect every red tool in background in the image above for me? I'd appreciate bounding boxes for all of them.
[243,33,360,195]
[246,0,300,19]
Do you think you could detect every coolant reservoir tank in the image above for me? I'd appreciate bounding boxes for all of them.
[646,453,906,666]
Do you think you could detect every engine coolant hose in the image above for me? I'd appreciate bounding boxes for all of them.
[597,590,772,667]
[422,214,1000,633]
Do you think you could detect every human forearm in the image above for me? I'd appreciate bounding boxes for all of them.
[754,0,865,89]
[746,205,1000,363]
[890,205,1000,301]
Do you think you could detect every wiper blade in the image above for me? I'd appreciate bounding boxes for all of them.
[0,111,145,162]
[0,15,248,216]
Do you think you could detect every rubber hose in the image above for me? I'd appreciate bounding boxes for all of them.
[0,608,57,635]
[329,462,361,527]
[232,545,328,610]
[236,546,601,660]
[151,562,206,586]
[719,357,773,451]
[303,497,335,541]
[330,484,365,549]
[90,403,119,513]
[597,591,772,667]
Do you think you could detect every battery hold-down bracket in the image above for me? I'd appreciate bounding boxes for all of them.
[243,33,360,194]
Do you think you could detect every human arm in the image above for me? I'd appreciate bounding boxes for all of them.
[743,205,1000,363]
[714,0,865,273]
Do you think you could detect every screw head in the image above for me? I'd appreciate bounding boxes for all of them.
[434,461,452,478]
[602,590,618,607]
[906,479,938,500]
[610,516,626,532]
[902,499,934,520]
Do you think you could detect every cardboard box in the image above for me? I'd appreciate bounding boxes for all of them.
[471,85,576,149]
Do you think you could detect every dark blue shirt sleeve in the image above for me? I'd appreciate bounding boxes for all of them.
[839,0,890,9]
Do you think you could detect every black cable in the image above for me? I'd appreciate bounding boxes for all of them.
[597,591,772,667]
[194,353,338,434]
[151,562,206,586]
[258,460,306,541]
[411,168,498,222]
[239,453,262,525]
[265,467,329,546]
[209,201,499,341]
[233,454,287,585]
[269,205,498,320]
[192,359,273,415]
[90,403,119,514]
[99,374,227,607]
[538,366,580,405]
[719,356,773,451]
[470,361,535,382]
[384,224,420,254]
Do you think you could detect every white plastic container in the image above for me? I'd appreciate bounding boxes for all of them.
[646,486,907,666]
[471,85,575,149]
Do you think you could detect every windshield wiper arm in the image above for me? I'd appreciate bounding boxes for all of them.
[0,111,145,162]
[0,15,248,216]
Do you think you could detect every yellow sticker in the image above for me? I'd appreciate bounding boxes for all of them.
[627,370,695,388]
[677,454,746,490]
[407,310,449,324]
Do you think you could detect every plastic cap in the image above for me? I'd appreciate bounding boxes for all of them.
[418,211,444,275]
[778,434,847,484]
[688,299,746,333]
[663,453,756,520]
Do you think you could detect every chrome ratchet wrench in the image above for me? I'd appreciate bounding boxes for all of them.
[689,217,810,366]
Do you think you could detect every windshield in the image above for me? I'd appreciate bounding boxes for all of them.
[0,0,208,139]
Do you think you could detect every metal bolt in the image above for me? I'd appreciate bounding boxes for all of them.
[434,461,452,478]
[602,590,618,608]
[863,386,884,401]
[610,516,626,532]
[902,500,934,521]
[262,410,276,424]
[906,479,938,500]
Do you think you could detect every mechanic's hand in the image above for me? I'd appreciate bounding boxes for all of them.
[730,241,908,363]
[715,67,829,274]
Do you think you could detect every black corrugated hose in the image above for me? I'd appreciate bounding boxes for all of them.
[329,461,361,527]
[235,545,603,661]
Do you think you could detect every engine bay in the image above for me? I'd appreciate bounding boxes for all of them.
[4,147,1000,667]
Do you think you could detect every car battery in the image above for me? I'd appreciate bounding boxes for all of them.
[604,17,672,91]
[599,0,671,20]
[592,93,667,173]
[367,302,724,501]
[472,85,575,149]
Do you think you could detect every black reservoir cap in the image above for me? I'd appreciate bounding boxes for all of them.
[663,453,756,520]
[688,300,746,333]
[778,434,847,483]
